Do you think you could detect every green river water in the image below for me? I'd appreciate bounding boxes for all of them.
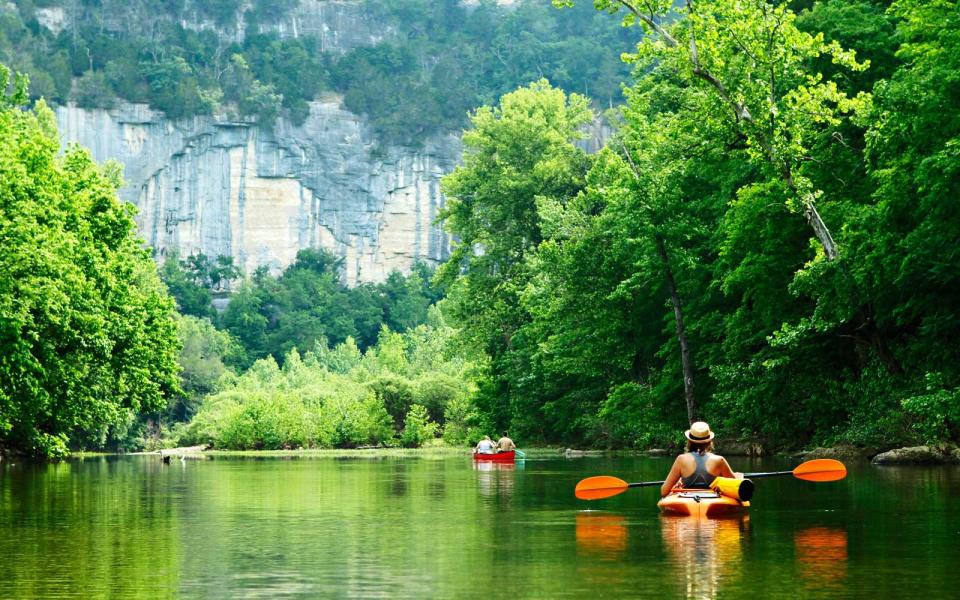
[1,454,958,599]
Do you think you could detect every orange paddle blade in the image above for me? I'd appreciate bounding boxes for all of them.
[793,459,847,482]
[575,476,629,500]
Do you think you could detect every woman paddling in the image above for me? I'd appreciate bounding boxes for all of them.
[660,422,742,497]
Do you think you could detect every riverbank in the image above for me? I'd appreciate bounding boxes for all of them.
[84,446,568,460]
[12,440,960,465]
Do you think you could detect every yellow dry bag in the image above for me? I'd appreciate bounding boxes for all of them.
[712,477,755,501]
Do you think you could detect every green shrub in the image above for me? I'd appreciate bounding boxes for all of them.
[367,374,415,429]
[413,374,466,424]
[400,404,439,448]
[900,374,960,444]
[441,396,481,446]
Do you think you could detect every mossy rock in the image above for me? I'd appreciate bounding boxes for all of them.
[714,439,765,456]
[871,444,960,465]
[802,444,876,462]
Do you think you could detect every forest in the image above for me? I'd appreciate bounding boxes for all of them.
[439,0,959,451]
[1,0,958,458]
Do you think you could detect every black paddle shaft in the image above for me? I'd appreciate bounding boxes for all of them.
[624,470,792,489]
[743,470,793,479]
[627,481,665,488]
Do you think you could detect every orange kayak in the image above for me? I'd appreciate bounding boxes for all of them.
[657,490,749,518]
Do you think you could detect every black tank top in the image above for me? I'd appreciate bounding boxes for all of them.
[680,452,716,489]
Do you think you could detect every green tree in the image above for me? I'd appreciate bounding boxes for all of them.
[437,80,592,434]
[381,270,431,332]
[73,70,114,109]
[170,315,245,422]
[400,404,439,448]
[560,0,871,261]
[159,251,216,319]
[0,66,180,457]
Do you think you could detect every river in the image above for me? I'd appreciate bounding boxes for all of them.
[1,454,957,598]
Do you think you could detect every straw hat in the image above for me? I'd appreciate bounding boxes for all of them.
[684,421,715,443]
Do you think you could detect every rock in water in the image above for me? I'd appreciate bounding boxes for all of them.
[871,445,960,465]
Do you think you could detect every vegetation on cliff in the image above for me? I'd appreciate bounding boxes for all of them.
[0,0,632,141]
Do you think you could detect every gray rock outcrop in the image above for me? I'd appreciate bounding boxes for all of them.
[713,439,765,456]
[56,100,459,285]
[871,445,960,465]
[802,444,876,462]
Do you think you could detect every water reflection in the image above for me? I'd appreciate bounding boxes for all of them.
[473,461,515,499]
[795,526,848,592]
[660,516,749,600]
[575,512,628,557]
[2,455,955,598]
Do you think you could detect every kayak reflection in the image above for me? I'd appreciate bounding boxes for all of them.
[795,526,848,591]
[661,515,750,600]
[575,512,628,557]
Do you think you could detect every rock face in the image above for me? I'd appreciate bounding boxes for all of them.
[56,101,459,285]
[802,444,876,462]
[255,0,393,52]
[43,0,456,285]
[713,439,765,456]
[42,1,613,285]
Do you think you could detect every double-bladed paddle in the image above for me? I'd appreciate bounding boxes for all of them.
[574,458,847,501]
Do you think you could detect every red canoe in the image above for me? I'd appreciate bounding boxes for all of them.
[473,451,515,462]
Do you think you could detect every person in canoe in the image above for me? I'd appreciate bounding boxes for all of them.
[475,435,496,454]
[496,432,516,453]
[660,421,742,497]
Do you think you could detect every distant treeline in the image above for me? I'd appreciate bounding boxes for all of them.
[0,0,633,141]
[160,248,443,366]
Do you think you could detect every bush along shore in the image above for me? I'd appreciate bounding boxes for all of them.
[170,309,489,452]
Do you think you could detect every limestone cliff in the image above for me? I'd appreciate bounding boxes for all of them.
[37,0,612,285]
[56,100,459,285]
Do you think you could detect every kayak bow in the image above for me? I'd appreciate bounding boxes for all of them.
[658,490,749,518]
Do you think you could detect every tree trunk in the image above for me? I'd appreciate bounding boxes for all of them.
[655,235,697,424]
[617,142,698,422]
[796,188,839,261]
